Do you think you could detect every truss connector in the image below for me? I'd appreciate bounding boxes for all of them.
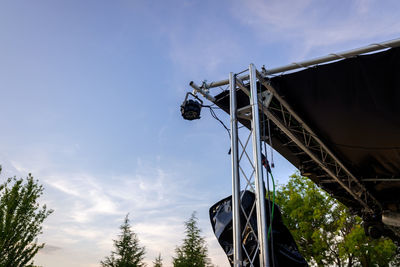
[235,91,273,121]
[189,81,216,102]
[260,90,273,110]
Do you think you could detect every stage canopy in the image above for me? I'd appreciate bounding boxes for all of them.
[208,44,400,241]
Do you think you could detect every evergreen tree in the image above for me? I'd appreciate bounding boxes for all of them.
[173,212,212,267]
[152,253,162,267]
[0,169,53,267]
[101,214,146,267]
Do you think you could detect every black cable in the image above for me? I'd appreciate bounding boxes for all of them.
[208,107,230,139]
[259,83,276,267]
[266,117,275,168]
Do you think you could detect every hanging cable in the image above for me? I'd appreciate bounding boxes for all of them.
[268,173,276,238]
[207,106,230,139]
[266,117,275,168]
[262,157,276,239]
[206,106,233,155]
[261,155,276,239]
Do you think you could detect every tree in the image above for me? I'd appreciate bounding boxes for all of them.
[153,253,162,267]
[101,214,146,267]
[340,223,397,266]
[173,212,212,267]
[0,168,53,267]
[275,173,398,266]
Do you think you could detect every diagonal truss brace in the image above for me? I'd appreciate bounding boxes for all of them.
[252,70,382,214]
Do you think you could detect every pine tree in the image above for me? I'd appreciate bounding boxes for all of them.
[153,253,162,267]
[173,212,212,267]
[0,169,53,267]
[101,214,146,267]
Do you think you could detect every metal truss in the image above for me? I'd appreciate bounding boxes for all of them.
[229,65,384,266]
[230,65,271,267]
[192,63,387,266]
[228,66,382,215]
[187,40,400,265]
[254,71,382,214]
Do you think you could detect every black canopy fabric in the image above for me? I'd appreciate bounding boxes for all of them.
[270,47,400,180]
[213,47,400,240]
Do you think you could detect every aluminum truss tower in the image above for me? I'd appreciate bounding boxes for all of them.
[228,64,272,267]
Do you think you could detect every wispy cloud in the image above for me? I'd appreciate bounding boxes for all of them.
[231,0,400,59]
[168,29,241,77]
[45,173,122,223]
[163,0,400,92]
[158,7,244,81]
[2,151,218,267]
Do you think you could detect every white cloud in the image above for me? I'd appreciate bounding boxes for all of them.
[168,31,241,76]
[232,0,313,30]
[62,227,104,240]
[163,11,243,81]
[44,173,122,223]
[231,0,400,59]
[45,177,81,197]
[1,151,223,267]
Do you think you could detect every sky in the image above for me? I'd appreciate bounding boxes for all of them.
[0,0,400,266]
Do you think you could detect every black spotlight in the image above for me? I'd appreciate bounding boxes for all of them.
[181,92,203,120]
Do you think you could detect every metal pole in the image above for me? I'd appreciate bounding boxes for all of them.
[229,73,242,267]
[249,63,270,267]
[195,38,400,89]
[265,38,400,75]
[208,74,250,89]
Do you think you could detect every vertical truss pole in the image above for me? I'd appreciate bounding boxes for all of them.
[249,64,270,267]
[230,72,242,266]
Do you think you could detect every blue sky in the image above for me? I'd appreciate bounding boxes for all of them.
[1,0,400,266]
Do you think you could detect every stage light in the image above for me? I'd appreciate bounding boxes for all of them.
[181,92,203,120]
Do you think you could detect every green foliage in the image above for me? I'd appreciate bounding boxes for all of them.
[101,214,146,267]
[173,212,212,267]
[153,253,162,267]
[0,169,53,267]
[276,173,398,266]
[340,224,397,266]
